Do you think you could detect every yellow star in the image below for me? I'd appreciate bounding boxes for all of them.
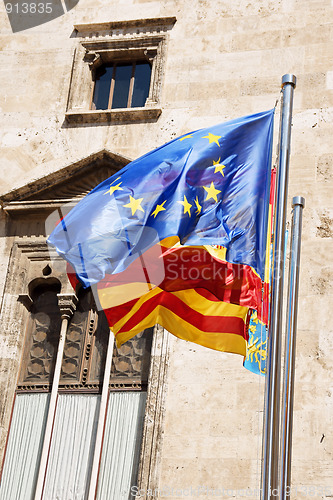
[202,132,221,147]
[177,195,192,217]
[194,196,202,215]
[123,196,145,216]
[213,158,226,177]
[203,182,221,203]
[104,181,123,196]
[179,134,193,141]
[151,200,167,218]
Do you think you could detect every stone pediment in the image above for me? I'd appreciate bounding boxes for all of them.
[1,149,131,217]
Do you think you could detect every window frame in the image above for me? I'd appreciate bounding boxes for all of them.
[65,17,176,124]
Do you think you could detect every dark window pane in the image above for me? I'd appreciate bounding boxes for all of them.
[131,62,151,108]
[111,64,133,109]
[92,66,113,110]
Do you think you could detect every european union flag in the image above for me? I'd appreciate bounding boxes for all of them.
[48,109,274,287]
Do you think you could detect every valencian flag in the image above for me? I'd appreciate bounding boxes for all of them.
[49,109,274,357]
[244,168,276,374]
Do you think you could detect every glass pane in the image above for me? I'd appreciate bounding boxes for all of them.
[131,62,151,108]
[96,392,147,500]
[43,394,100,500]
[0,393,49,500]
[111,64,132,109]
[92,66,113,110]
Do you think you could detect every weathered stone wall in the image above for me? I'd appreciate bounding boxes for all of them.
[0,0,332,497]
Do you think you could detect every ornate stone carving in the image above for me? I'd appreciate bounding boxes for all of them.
[18,288,62,388]
[18,287,154,393]
[57,293,78,320]
[18,294,33,311]
[61,319,83,380]
[60,290,92,385]
[111,329,153,383]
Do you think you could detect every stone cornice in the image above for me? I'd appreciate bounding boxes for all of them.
[65,107,162,125]
[73,17,177,37]
[0,149,131,205]
[2,199,80,216]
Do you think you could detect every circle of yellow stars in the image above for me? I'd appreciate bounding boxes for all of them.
[103,131,228,218]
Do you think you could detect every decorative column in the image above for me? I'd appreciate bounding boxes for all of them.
[34,293,78,500]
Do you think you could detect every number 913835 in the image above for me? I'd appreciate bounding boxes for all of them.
[5,3,53,14]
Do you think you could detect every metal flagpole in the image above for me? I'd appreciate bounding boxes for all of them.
[261,74,297,500]
[280,196,305,499]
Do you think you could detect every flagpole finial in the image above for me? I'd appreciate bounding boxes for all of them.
[292,196,305,208]
[282,74,297,88]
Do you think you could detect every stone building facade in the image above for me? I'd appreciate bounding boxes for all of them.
[0,0,332,498]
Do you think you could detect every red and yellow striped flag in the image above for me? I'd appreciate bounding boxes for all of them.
[99,285,251,356]
[68,237,258,356]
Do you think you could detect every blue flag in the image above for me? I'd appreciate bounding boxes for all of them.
[48,109,274,287]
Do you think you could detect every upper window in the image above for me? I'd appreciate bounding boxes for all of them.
[65,17,176,124]
[92,61,152,110]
